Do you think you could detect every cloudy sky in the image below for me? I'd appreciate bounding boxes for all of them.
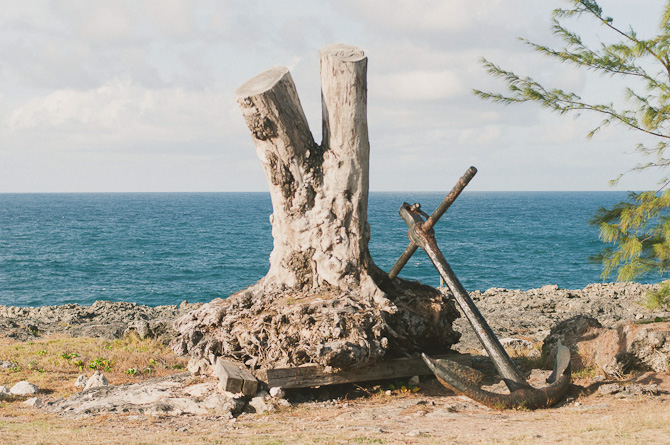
[0,0,665,192]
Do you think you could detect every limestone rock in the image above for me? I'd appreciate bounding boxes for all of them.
[24,397,43,408]
[248,391,273,414]
[598,383,621,395]
[499,337,535,350]
[0,300,202,342]
[0,385,10,398]
[0,360,17,369]
[124,320,152,339]
[183,382,215,398]
[75,375,88,389]
[46,373,253,419]
[624,322,670,372]
[203,393,244,417]
[84,371,108,390]
[10,381,39,395]
[269,387,285,399]
[542,315,603,371]
[544,319,670,377]
[187,357,211,376]
[456,282,669,353]
[144,397,208,416]
[598,383,659,398]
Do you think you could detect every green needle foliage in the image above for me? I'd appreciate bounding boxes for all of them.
[475,0,670,284]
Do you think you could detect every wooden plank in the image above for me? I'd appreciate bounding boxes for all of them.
[259,353,471,389]
[215,359,258,396]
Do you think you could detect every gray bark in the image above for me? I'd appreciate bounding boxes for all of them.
[235,44,372,290]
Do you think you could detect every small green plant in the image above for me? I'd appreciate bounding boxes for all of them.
[89,357,113,371]
[9,366,21,373]
[37,350,47,356]
[572,366,598,379]
[647,281,670,310]
[125,368,138,375]
[27,361,44,372]
[60,352,80,360]
[383,379,420,394]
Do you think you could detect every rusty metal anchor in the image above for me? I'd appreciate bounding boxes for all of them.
[389,166,571,409]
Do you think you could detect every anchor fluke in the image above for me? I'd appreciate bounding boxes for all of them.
[422,340,571,410]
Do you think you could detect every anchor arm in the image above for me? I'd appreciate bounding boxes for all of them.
[422,343,571,410]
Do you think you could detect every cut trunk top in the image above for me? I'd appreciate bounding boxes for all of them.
[235,44,372,291]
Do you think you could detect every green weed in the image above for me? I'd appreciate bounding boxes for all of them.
[647,281,670,310]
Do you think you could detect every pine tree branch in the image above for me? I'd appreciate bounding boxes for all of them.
[577,0,670,77]
[474,60,670,139]
[478,0,670,281]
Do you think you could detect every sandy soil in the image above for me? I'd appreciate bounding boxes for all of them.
[2,372,669,444]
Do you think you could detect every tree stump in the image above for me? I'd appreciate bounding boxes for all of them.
[172,44,461,371]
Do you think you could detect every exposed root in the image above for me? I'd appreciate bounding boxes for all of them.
[172,273,460,371]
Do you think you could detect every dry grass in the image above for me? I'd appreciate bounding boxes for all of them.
[0,333,187,398]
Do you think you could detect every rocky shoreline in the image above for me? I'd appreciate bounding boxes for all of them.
[454,282,669,352]
[1,282,667,354]
[0,299,203,343]
[3,281,670,424]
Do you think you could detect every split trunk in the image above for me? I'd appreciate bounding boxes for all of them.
[173,44,461,371]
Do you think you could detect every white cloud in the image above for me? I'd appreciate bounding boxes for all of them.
[372,70,464,101]
[7,79,237,149]
[340,0,503,33]
[139,0,196,39]
[51,0,138,46]
[457,125,503,147]
[0,0,664,192]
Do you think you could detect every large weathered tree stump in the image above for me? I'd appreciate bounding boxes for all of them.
[172,44,461,371]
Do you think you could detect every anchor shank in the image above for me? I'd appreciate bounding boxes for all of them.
[400,204,528,389]
[422,237,528,388]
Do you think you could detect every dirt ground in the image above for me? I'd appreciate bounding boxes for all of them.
[2,371,669,444]
[2,283,669,444]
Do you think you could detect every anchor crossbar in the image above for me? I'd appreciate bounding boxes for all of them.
[388,166,477,280]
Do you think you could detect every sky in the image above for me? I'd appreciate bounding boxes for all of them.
[0,0,666,193]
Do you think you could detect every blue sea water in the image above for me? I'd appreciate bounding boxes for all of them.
[0,192,658,307]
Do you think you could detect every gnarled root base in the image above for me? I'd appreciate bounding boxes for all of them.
[172,274,461,371]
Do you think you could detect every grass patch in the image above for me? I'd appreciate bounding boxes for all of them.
[571,366,598,379]
[0,334,187,399]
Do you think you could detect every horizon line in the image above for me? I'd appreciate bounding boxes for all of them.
[0,189,639,195]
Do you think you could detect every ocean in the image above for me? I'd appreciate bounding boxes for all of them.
[0,192,657,307]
